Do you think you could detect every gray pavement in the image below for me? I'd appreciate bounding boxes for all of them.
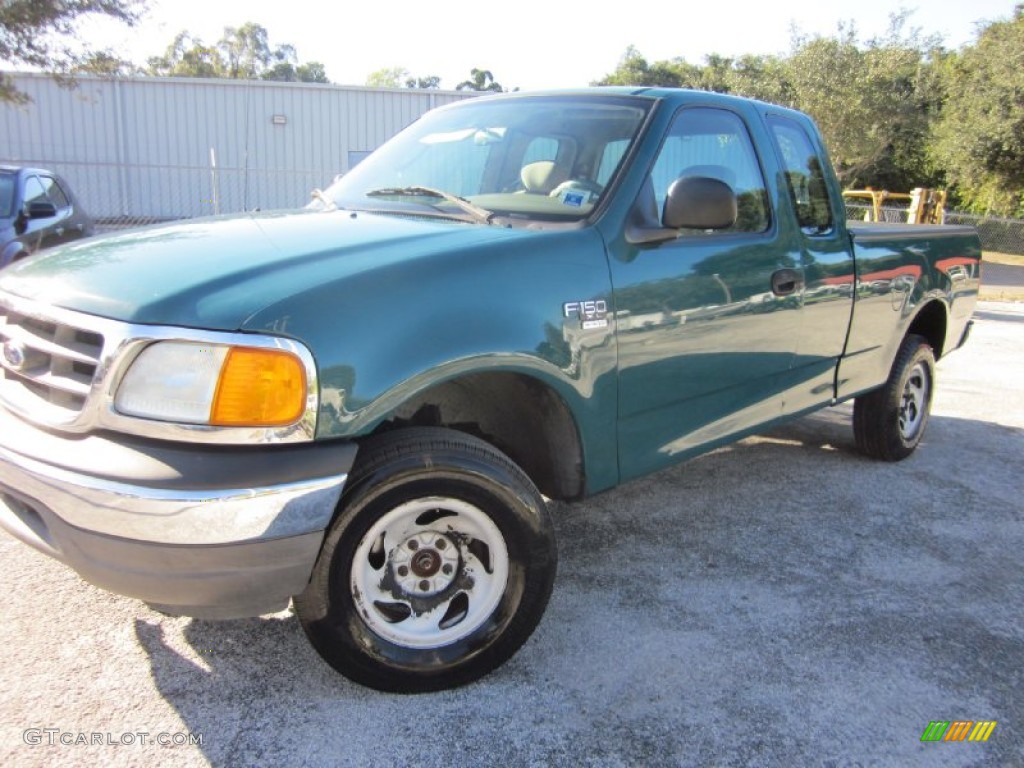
[982,261,1024,289]
[1,301,1022,768]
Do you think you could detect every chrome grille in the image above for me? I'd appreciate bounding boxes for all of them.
[0,300,105,419]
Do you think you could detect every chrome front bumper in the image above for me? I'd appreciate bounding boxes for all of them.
[0,407,356,618]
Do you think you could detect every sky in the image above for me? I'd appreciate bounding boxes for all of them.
[79,0,1019,91]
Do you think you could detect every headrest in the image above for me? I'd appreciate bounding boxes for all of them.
[521,161,570,194]
[681,164,736,189]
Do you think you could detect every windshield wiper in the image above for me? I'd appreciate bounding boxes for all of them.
[365,186,495,225]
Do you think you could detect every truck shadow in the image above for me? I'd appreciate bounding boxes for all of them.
[131,409,1024,765]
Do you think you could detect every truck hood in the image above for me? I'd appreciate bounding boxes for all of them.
[0,209,532,330]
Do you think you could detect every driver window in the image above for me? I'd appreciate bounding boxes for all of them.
[648,108,770,235]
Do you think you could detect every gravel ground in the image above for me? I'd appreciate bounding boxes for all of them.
[1,301,1021,768]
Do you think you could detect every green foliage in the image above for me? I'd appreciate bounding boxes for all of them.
[146,22,329,83]
[785,14,943,186]
[595,9,1022,213]
[594,46,687,87]
[366,67,409,88]
[406,75,441,89]
[931,5,1024,215]
[366,68,440,89]
[72,51,140,76]
[457,68,504,92]
[147,31,221,77]
[0,0,144,102]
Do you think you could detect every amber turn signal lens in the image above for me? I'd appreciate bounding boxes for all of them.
[210,347,306,426]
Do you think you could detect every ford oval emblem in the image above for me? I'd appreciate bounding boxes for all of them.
[2,340,26,371]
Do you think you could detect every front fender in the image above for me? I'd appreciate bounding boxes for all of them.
[243,225,620,492]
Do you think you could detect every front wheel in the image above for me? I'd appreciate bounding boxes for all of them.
[294,428,556,692]
[853,334,935,461]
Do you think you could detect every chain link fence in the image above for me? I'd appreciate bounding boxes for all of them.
[844,202,1024,255]
[943,211,1024,256]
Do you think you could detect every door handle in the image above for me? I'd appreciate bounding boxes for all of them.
[771,268,804,297]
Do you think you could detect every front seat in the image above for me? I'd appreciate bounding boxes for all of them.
[520,161,570,194]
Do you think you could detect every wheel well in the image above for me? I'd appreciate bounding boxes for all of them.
[907,301,947,359]
[370,372,585,501]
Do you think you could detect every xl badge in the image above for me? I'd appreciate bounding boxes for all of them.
[563,299,608,330]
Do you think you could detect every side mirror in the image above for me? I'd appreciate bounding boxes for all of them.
[663,176,737,230]
[25,201,58,220]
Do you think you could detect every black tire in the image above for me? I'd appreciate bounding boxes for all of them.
[853,334,935,461]
[294,427,556,692]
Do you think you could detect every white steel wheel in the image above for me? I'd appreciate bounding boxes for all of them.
[350,497,510,649]
[897,360,930,442]
[295,427,556,693]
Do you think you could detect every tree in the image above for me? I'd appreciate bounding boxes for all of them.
[593,46,686,87]
[931,5,1024,215]
[218,23,274,79]
[405,75,441,89]
[72,51,139,77]
[366,68,440,89]
[785,15,943,187]
[146,23,329,83]
[0,0,144,102]
[147,32,223,78]
[724,54,794,105]
[457,68,504,92]
[595,14,942,190]
[366,67,408,88]
[296,62,329,84]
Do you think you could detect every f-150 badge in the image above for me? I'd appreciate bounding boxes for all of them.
[563,299,608,330]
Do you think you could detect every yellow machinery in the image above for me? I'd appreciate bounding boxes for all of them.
[843,188,948,224]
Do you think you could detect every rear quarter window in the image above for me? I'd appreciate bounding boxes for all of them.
[768,116,833,235]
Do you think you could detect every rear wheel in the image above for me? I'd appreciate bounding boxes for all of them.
[853,334,935,461]
[294,427,556,692]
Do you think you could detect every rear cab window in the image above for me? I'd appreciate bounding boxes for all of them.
[767,115,834,236]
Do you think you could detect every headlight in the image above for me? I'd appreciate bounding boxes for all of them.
[115,341,307,427]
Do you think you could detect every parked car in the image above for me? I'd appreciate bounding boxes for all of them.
[0,166,94,267]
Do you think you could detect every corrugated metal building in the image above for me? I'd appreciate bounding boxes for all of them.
[0,73,473,222]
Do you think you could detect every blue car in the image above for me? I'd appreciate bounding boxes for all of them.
[1,166,95,267]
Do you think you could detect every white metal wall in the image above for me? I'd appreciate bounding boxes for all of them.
[0,73,473,222]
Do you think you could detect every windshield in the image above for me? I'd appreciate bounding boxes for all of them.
[0,173,15,218]
[318,95,651,225]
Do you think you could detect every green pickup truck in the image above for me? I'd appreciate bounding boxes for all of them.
[0,88,980,692]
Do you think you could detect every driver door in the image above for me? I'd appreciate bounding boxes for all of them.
[608,106,806,480]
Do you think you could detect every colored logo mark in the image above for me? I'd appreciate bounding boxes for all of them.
[921,720,997,742]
